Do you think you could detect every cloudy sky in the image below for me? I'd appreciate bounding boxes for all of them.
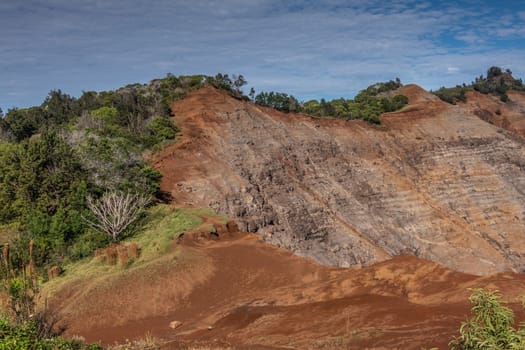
[1,0,525,111]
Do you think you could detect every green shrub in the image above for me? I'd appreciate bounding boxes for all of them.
[0,241,101,349]
[433,86,468,104]
[91,106,120,125]
[147,116,179,144]
[0,316,102,350]
[263,80,408,124]
[66,230,109,261]
[449,289,525,349]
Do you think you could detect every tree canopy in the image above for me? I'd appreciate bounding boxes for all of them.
[254,79,408,124]
[433,66,524,104]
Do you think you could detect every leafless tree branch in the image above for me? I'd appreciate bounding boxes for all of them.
[83,191,149,241]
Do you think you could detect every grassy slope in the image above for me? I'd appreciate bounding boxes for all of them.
[42,204,226,298]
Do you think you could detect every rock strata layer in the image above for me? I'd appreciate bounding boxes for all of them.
[155,85,525,275]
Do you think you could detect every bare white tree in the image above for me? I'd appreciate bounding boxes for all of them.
[84,191,150,241]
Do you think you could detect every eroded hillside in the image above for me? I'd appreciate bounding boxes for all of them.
[155,85,525,275]
[56,223,525,350]
[461,90,525,138]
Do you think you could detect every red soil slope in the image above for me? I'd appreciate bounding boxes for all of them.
[460,90,525,138]
[59,227,525,349]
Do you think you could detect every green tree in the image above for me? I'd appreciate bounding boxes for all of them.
[211,73,234,92]
[78,90,103,111]
[147,116,178,143]
[90,106,121,135]
[91,106,120,125]
[3,107,43,141]
[41,89,78,127]
[255,91,300,112]
[0,132,87,236]
[233,74,247,92]
[487,66,503,80]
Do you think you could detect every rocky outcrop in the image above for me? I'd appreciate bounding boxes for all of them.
[155,85,525,275]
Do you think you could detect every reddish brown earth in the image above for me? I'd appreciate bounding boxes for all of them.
[460,90,525,138]
[154,85,525,275]
[57,226,525,350]
[50,85,525,349]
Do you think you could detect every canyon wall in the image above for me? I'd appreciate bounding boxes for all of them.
[155,85,525,275]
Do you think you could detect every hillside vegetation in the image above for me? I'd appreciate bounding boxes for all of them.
[0,73,246,347]
[0,72,410,275]
[43,204,220,297]
[0,73,247,270]
[432,66,525,104]
[254,79,409,123]
[1,68,525,348]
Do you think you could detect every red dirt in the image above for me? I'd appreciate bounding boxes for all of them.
[50,86,525,349]
[56,226,525,350]
[459,90,525,138]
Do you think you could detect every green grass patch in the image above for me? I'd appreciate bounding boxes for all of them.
[130,204,203,260]
[42,204,224,295]
[184,207,229,224]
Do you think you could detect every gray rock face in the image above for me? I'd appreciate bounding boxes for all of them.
[156,86,525,275]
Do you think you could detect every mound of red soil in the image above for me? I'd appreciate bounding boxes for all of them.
[60,230,525,349]
[459,90,525,138]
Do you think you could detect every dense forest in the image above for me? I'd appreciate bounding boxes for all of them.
[0,73,249,272]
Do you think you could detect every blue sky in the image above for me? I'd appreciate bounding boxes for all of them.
[1,0,525,111]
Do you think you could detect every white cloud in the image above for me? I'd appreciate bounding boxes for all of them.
[1,0,525,109]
